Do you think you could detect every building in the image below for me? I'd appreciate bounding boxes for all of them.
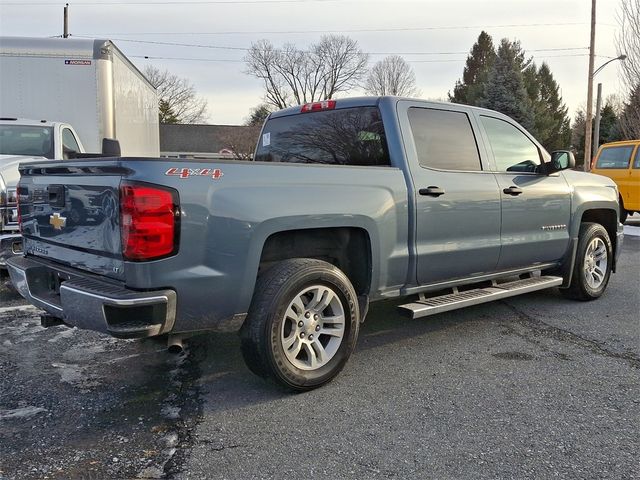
[159,124,257,159]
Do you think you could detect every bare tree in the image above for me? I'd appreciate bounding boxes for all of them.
[616,0,640,92]
[245,35,368,109]
[218,125,261,160]
[365,55,420,97]
[144,66,208,124]
[616,0,640,138]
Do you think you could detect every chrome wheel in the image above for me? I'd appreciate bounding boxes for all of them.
[583,237,608,289]
[280,284,345,371]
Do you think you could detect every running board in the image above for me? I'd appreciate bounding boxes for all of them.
[397,276,563,319]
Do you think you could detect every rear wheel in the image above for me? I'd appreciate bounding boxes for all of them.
[561,222,612,301]
[240,258,359,391]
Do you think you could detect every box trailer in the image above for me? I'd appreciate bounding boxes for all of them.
[0,36,159,156]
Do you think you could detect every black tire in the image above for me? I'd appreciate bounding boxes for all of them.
[240,258,359,391]
[561,222,613,301]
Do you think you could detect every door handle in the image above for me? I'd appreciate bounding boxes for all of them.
[419,186,445,197]
[503,186,523,196]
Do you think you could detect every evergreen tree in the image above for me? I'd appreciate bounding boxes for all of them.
[479,39,534,131]
[526,63,571,150]
[449,31,496,105]
[245,104,272,126]
[598,103,623,144]
[571,109,587,168]
[158,99,179,124]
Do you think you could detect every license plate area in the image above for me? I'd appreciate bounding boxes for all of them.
[26,267,71,309]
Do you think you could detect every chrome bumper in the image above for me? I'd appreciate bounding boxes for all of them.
[0,233,22,268]
[6,256,176,339]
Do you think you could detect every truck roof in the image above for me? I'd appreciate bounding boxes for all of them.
[268,96,516,121]
[0,117,60,127]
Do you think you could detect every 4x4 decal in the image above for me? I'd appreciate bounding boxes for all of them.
[165,167,224,180]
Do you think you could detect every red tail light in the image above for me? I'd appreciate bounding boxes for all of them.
[120,182,179,261]
[301,100,336,113]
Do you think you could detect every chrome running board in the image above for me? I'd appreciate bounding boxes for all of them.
[397,276,563,319]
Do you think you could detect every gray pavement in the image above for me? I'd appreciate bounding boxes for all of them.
[1,229,638,479]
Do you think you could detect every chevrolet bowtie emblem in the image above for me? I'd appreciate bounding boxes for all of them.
[49,212,67,230]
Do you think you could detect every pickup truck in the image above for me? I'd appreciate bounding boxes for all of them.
[0,118,85,271]
[7,97,624,390]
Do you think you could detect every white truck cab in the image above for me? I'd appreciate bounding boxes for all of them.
[0,118,86,270]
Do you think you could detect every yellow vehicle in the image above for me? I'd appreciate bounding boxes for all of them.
[591,139,640,223]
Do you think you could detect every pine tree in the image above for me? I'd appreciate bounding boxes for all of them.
[526,63,571,150]
[449,31,496,105]
[598,103,623,143]
[479,39,534,131]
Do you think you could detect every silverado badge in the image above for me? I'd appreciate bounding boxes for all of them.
[49,212,67,230]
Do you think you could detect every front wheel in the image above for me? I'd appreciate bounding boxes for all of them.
[240,258,360,391]
[561,222,613,301]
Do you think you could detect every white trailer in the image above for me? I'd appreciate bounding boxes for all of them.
[0,36,159,156]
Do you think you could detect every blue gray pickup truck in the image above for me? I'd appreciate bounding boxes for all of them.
[7,97,624,390]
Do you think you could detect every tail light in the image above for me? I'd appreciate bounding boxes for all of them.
[301,100,336,113]
[120,182,179,261]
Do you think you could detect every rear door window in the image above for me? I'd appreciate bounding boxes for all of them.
[596,146,634,169]
[633,146,640,169]
[408,107,482,171]
[254,106,390,166]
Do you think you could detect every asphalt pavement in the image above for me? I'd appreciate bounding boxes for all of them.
[1,220,638,479]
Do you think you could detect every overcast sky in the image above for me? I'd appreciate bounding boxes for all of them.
[0,0,626,125]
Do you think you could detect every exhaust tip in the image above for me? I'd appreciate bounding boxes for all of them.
[167,335,184,354]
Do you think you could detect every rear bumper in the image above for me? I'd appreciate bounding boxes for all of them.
[6,255,176,339]
[0,233,22,268]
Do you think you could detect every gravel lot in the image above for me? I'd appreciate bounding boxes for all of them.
[1,223,638,479]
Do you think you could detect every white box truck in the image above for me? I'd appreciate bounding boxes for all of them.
[0,36,159,156]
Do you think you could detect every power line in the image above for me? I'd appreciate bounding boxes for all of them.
[132,53,608,64]
[131,55,244,62]
[94,37,589,56]
[77,22,591,36]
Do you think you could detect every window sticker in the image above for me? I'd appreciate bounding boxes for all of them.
[262,132,271,147]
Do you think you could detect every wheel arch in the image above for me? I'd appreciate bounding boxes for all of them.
[258,226,373,297]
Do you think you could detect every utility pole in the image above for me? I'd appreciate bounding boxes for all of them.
[583,0,596,171]
[63,3,69,38]
[592,83,603,160]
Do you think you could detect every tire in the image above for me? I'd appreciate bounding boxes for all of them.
[240,258,360,391]
[561,222,613,301]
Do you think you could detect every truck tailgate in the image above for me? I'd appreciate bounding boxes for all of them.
[19,162,125,280]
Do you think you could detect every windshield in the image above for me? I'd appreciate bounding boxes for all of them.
[255,106,390,167]
[0,125,54,159]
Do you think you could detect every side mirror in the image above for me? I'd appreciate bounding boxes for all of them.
[102,138,121,156]
[549,150,576,172]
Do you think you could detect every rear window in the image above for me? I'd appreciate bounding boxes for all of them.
[254,106,390,166]
[634,147,640,169]
[596,146,634,169]
[0,125,54,159]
